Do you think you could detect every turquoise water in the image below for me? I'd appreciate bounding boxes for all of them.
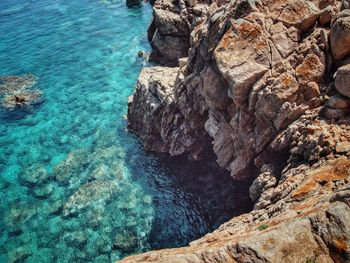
[0,0,251,262]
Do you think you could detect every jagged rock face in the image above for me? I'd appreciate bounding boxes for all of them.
[129,0,350,180]
[127,67,179,152]
[124,0,350,261]
[148,0,211,66]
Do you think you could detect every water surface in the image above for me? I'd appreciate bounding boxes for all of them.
[0,0,251,262]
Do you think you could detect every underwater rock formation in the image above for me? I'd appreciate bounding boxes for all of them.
[126,0,350,261]
[0,74,43,110]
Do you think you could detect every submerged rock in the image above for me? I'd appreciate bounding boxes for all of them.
[0,74,37,93]
[64,231,87,248]
[0,74,43,110]
[4,201,37,235]
[126,0,141,7]
[7,246,33,263]
[2,90,42,109]
[113,232,139,253]
[18,164,49,186]
[33,183,54,199]
[53,149,91,185]
[63,180,118,217]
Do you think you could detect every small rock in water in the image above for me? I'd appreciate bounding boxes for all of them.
[2,90,43,109]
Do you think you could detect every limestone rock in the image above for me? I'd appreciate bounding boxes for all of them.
[276,0,320,32]
[129,0,342,180]
[150,32,190,66]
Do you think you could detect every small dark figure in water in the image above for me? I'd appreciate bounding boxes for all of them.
[14,95,26,104]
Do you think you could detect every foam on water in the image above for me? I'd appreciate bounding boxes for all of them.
[0,0,251,262]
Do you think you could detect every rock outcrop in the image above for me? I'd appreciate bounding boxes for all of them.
[0,74,43,110]
[147,0,211,66]
[125,0,350,261]
[129,0,350,179]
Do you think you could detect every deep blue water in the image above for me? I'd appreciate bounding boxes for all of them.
[0,0,251,262]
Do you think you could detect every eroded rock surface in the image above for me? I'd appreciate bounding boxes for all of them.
[129,0,350,179]
[125,0,350,261]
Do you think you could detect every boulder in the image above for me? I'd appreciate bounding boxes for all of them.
[330,11,350,61]
[326,94,350,109]
[335,64,350,98]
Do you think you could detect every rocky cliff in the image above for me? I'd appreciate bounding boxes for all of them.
[124,0,350,261]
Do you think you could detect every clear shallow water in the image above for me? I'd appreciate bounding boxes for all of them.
[0,0,251,262]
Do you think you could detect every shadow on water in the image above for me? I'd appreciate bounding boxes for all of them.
[124,136,253,250]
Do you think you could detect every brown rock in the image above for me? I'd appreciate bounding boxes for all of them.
[296,54,325,85]
[304,82,321,100]
[330,11,350,61]
[276,0,320,32]
[127,66,179,152]
[327,94,350,109]
[336,141,350,153]
[335,64,350,98]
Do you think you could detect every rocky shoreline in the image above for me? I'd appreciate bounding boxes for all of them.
[123,0,350,261]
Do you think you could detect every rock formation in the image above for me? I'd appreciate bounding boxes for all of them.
[125,0,350,261]
[0,74,43,110]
